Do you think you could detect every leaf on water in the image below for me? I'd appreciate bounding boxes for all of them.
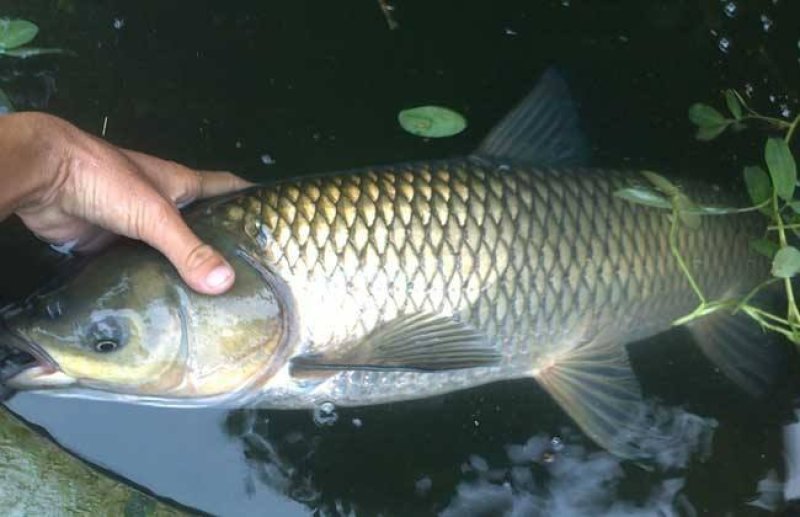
[613,187,672,209]
[641,170,680,197]
[0,47,72,58]
[398,106,466,138]
[675,194,701,229]
[771,246,800,278]
[0,87,13,114]
[695,123,728,141]
[765,137,797,202]
[724,90,743,120]
[750,239,779,259]
[689,103,728,127]
[743,165,772,214]
[0,19,39,50]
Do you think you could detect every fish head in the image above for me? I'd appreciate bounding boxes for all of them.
[0,241,287,405]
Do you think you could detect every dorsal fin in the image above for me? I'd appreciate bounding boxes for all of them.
[474,68,590,167]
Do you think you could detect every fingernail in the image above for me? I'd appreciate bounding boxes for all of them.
[205,264,234,290]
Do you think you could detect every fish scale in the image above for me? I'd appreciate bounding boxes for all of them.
[203,157,765,405]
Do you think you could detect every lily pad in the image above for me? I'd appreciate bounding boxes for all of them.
[0,19,39,50]
[398,106,466,138]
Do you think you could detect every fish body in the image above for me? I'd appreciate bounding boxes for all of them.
[0,69,777,459]
[196,159,762,409]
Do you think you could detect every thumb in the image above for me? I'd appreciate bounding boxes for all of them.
[138,202,235,295]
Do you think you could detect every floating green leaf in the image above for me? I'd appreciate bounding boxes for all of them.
[674,194,701,229]
[0,87,12,114]
[765,137,797,202]
[0,19,39,50]
[398,106,466,138]
[642,170,680,197]
[743,165,771,214]
[724,90,743,120]
[613,186,672,209]
[688,103,727,127]
[750,239,779,259]
[689,103,729,141]
[788,201,800,213]
[695,123,728,141]
[772,246,800,278]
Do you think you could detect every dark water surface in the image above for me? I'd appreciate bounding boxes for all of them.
[1,1,800,515]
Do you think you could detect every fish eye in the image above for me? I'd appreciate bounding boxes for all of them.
[86,315,128,354]
[94,339,120,353]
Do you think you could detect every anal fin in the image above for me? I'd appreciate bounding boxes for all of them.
[535,339,714,465]
[291,313,501,372]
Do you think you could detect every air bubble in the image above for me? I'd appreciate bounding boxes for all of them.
[760,14,773,32]
[718,36,732,53]
[723,2,737,18]
[550,436,564,451]
[312,401,339,427]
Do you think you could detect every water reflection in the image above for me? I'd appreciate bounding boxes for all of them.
[224,385,716,516]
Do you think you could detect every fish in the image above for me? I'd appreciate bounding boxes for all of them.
[0,69,783,460]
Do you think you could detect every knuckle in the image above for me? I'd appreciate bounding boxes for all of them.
[132,198,175,240]
[173,169,202,205]
[184,243,216,272]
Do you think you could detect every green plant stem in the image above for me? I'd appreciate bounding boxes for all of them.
[669,209,706,304]
[734,278,781,313]
[770,189,800,324]
[786,114,800,144]
[742,306,796,341]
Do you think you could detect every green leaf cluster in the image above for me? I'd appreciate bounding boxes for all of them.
[617,86,800,344]
[688,89,747,141]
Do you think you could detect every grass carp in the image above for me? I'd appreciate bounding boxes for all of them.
[0,70,779,460]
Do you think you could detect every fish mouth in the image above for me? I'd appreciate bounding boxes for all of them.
[0,319,74,391]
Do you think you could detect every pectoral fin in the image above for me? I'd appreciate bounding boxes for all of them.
[535,339,714,464]
[291,313,501,372]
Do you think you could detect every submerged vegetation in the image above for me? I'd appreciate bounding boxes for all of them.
[618,91,800,343]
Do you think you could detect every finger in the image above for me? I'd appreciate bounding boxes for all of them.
[135,199,235,295]
[121,149,251,205]
[196,171,254,199]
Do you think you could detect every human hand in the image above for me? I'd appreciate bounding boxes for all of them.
[0,112,253,295]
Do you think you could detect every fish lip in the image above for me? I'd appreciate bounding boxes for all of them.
[0,318,61,387]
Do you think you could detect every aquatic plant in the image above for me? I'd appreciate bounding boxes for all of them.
[398,105,467,138]
[617,91,800,343]
[0,17,70,113]
[0,18,69,58]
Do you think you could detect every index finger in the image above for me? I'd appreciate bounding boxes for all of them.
[121,149,252,206]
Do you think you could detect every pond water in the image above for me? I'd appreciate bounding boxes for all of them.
[1,0,800,515]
